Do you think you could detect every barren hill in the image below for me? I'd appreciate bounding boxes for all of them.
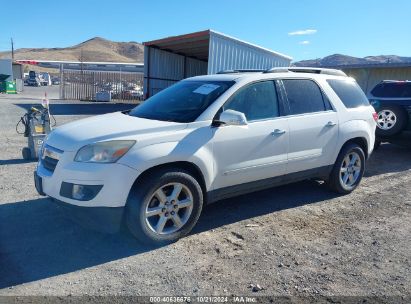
[0,37,144,63]
[294,54,411,67]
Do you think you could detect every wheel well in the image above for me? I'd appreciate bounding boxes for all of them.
[130,161,207,201]
[343,137,369,158]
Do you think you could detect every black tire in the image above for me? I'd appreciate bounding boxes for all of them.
[22,147,31,160]
[125,169,203,245]
[376,105,408,137]
[327,143,366,194]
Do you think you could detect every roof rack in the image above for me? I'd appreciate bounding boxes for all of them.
[217,69,266,74]
[264,67,347,76]
[217,67,347,76]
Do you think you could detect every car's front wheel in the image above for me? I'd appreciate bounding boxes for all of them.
[125,169,203,245]
[328,143,365,194]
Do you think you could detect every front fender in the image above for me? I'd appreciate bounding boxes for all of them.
[118,141,214,190]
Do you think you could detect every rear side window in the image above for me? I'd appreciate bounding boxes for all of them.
[223,81,279,121]
[327,79,370,108]
[282,79,327,115]
[371,82,411,98]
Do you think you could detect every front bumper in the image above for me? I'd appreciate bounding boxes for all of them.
[35,172,124,233]
[35,149,141,208]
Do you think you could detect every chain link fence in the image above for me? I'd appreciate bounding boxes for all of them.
[60,70,144,102]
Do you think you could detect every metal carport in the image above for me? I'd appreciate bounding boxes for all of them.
[143,29,292,97]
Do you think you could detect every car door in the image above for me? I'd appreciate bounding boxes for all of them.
[280,78,338,173]
[211,80,289,190]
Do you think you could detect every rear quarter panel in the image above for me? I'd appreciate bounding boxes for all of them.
[318,77,376,160]
[334,117,375,160]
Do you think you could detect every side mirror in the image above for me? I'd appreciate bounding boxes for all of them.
[215,109,248,126]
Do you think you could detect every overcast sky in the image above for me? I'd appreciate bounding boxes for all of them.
[1,0,410,61]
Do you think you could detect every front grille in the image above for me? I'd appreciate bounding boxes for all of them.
[42,156,59,172]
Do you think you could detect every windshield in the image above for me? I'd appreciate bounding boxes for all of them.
[129,80,235,123]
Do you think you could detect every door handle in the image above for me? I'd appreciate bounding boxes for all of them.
[326,121,337,127]
[271,129,286,135]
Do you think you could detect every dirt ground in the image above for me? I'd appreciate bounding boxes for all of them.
[0,87,410,302]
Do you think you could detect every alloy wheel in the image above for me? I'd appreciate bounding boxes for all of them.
[339,151,362,189]
[144,183,194,235]
[377,109,397,130]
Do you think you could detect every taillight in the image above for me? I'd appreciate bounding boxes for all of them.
[372,112,378,122]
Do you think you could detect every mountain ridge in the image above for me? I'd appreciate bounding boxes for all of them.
[1,38,410,67]
[0,37,144,63]
[294,54,411,67]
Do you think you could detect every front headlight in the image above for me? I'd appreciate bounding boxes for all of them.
[74,140,136,163]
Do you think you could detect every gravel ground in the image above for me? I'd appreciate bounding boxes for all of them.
[0,87,410,302]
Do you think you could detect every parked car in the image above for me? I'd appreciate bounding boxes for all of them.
[40,72,52,86]
[26,77,41,87]
[369,80,411,136]
[112,89,144,100]
[34,68,377,244]
[27,71,41,87]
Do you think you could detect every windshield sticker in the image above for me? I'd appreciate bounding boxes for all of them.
[193,84,220,95]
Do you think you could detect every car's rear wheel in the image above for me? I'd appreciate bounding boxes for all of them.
[125,169,203,245]
[376,105,408,136]
[328,143,365,194]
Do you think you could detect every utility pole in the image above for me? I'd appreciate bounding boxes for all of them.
[11,38,14,60]
[79,48,84,73]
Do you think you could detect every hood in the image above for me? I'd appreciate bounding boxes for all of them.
[46,112,188,151]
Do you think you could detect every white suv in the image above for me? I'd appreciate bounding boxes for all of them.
[34,68,377,244]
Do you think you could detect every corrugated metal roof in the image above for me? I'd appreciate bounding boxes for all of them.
[144,30,210,61]
[143,30,209,47]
